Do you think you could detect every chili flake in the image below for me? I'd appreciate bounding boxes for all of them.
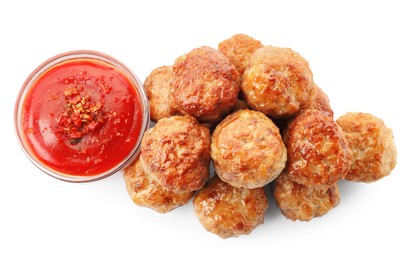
[57,86,106,143]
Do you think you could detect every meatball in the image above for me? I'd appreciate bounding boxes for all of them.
[241,46,316,119]
[123,156,194,213]
[211,109,287,189]
[218,34,264,74]
[143,65,175,122]
[284,109,352,188]
[336,112,397,183]
[140,115,211,193]
[171,46,240,123]
[193,175,268,239]
[273,172,340,221]
[307,85,334,117]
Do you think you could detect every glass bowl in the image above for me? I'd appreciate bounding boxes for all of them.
[15,50,149,182]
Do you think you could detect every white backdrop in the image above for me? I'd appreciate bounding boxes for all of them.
[1,1,411,259]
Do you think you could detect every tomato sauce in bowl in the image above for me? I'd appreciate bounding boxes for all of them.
[15,51,149,182]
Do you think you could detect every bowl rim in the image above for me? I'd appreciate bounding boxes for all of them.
[14,50,150,183]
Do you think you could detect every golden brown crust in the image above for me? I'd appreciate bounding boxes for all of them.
[143,65,176,122]
[218,34,264,74]
[285,109,352,188]
[336,112,397,182]
[171,46,240,123]
[241,46,316,119]
[193,175,268,239]
[123,156,194,213]
[211,109,287,188]
[273,172,340,221]
[307,85,334,117]
[140,115,211,193]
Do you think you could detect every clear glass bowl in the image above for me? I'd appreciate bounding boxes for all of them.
[14,50,149,182]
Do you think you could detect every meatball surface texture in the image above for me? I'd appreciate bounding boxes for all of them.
[211,109,287,189]
[171,46,240,123]
[124,156,194,213]
[140,115,211,193]
[336,112,397,182]
[273,172,340,221]
[241,46,316,119]
[144,65,175,122]
[285,109,352,188]
[218,34,264,74]
[193,176,268,238]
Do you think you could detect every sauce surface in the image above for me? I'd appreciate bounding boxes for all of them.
[22,59,143,176]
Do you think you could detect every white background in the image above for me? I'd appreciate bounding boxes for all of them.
[1,1,411,259]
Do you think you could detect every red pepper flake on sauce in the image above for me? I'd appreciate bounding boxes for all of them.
[58,86,106,144]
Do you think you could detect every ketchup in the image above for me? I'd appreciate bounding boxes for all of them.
[21,58,143,176]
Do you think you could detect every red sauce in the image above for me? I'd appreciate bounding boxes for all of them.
[21,59,143,176]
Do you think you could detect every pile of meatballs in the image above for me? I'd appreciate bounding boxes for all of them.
[123,34,397,239]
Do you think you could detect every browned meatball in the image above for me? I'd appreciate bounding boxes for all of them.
[336,112,397,183]
[140,115,211,193]
[211,109,287,189]
[273,172,340,221]
[307,85,334,117]
[123,156,194,213]
[143,65,176,122]
[218,34,264,74]
[241,46,316,119]
[193,175,268,239]
[284,109,352,188]
[171,46,240,123]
